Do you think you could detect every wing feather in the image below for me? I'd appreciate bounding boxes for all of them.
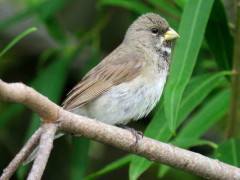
[62,54,143,111]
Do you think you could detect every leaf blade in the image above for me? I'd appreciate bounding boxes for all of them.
[83,155,132,180]
[205,0,233,71]
[164,0,215,132]
[0,27,37,59]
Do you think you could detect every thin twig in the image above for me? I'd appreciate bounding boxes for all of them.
[226,0,240,137]
[0,128,42,180]
[0,79,240,180]
[27,123,57,180]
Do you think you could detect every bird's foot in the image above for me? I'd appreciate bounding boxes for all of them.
[117,125,143,150]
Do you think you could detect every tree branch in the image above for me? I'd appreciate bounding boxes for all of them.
[27,123,57,180]
[0,79,240,180]
[0,128,42,180]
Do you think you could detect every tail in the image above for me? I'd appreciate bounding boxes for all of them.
[23,132,65,165]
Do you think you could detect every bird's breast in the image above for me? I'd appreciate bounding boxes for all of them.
[79,69,168,125]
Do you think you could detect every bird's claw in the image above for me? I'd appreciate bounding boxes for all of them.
[117,124,143,150]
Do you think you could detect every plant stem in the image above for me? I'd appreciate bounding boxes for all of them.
[226,0,240,137]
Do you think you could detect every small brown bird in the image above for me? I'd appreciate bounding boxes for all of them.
[24,13,179,164]
[62,13,179,126]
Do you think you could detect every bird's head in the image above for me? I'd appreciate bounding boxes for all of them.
[124,13,179,51]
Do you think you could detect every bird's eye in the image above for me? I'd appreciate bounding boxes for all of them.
[151,28,159,34]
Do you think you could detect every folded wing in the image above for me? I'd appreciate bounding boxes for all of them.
[62,54,144,111]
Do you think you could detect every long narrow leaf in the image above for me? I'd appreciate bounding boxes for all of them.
[71,138,90,180]
[205,0,233,71]
[174,88,230,140]
[174,0,187,8]
[83,155,131,180]
[164,0,214,132]
[0,27,37,58]
[177,72,229,122]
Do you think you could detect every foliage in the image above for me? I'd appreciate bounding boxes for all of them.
[0,0,239,179]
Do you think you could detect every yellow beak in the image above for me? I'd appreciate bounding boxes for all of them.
[164,28,180,41]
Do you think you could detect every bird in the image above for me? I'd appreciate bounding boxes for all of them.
[24,13,179,164]
[62,13,179,126]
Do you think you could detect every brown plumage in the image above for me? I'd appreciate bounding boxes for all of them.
[62,53,143,111]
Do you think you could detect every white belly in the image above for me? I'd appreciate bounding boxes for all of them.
[72,70,168,125]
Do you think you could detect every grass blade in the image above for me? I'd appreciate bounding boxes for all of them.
[164,0,214,132]
[0,27,37,59]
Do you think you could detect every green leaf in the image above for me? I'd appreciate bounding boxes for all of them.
[205,0,233,71]
[129,72,226,180]
[164,0,214,132]
[71,138,90,180]
[97,0,154,14]
[44,16,67,44]
[214,138,240,167]
[0,104,24,131]
[178,72,229,123]
[174,0,187,8]
[172,138,217,149]
[83,155,131,180]
[175,88,230,140]
[0,27,37,59]
[82,37,101,75]
[157,164,169,178]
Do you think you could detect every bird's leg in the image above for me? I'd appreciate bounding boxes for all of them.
[117,124,143,146]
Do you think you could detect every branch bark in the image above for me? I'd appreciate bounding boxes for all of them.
[0,128,42,180]
[0,79,240,180]
[27,123,57,180]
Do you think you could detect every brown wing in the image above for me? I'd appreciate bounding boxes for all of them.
[62,54,143,111]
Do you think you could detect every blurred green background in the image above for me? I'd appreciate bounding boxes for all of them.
[0,0,239,179]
